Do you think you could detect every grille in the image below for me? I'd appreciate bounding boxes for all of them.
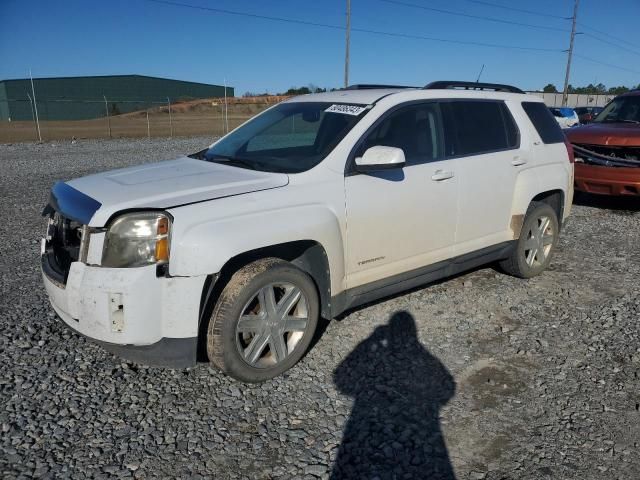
[43,212,87,284]
[575,144,640,161]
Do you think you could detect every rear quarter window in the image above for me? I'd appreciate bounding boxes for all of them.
[522,102,565,144]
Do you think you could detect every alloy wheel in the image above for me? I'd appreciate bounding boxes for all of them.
[235,283,309,368]
[523,215,555,268]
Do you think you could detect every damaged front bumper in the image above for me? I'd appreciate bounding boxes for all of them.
[572,144,640,196]
[41,254,207,368]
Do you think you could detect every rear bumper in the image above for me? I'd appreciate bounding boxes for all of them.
[574,163,640,196]
[42,256,207,368]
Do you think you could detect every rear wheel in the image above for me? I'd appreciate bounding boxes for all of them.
[500,202,559,278]
[207,258,319,382]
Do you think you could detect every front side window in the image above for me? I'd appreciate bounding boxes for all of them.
[443,100,520,156]
[202,102,369,173]
[357,103,443,165]
[594,96,640,124]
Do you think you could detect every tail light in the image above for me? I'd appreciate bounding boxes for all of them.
[563,136,575,163]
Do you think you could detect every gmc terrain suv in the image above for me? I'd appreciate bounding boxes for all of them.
[42,81,574,382]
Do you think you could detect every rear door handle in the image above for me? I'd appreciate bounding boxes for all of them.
[431,170,455,181]
[511,157,527,166]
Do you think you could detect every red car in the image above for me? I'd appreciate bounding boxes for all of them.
[565,91,640,196]
[574,106,604,124]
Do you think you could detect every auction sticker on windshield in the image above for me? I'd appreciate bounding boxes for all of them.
[325,104,367,116]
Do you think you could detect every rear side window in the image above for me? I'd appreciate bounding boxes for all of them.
[521,101,565,144]
[443,101,519,156]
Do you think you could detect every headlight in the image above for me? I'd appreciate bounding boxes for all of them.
[102,212,171,268]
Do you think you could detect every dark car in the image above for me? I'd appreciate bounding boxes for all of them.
[574,106,604,124]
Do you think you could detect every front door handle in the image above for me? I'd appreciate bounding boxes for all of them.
[511,157,528,166]
[431,170,455,181]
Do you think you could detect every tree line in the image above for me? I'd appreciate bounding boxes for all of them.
[541,83,639,95]
[243,84,334,97]
[244,82,640,98]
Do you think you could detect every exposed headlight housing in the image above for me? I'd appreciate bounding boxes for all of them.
[102,212,171,268]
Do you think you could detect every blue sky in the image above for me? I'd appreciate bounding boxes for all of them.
[1,0,638,94]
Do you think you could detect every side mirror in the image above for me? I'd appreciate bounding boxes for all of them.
[355,146,406,172]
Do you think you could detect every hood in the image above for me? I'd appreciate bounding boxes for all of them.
[565,122,640,147]
[61,157,289,226]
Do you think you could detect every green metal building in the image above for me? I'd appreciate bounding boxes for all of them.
[0,74,233,121]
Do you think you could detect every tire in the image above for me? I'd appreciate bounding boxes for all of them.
[499,202,560,279]
[206,258,319,382]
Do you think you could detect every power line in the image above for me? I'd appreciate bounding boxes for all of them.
[574,53,640,75]
[142,0,638,77]
[145,0,344,31]
[578,22,640,50]
[582,32,640,58]
[350,25,560,51]
[378,0,569,32]
[143,0,562,52]
[454,0,569,20]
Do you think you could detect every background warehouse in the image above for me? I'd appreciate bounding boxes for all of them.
[0,74,233,121]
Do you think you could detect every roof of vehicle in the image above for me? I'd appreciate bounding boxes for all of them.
[284,81,535,106]
[284,88,414,105]
[619,89,640,97]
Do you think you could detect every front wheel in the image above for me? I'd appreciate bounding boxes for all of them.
[207,258,319,382]
[500,202,560,279]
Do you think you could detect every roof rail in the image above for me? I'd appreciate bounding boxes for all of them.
[424,81,524,94]
[344,84,415,90]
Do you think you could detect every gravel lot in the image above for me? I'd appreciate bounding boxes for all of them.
[1,138,639,480]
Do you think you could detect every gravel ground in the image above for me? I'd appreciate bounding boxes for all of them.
[1,138,639,480]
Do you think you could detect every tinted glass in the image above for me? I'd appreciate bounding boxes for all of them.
[358,103,442,165]
[204,102,367,173]
[593,96,640,124]
[443,101,519,156]
[522,101,565,144]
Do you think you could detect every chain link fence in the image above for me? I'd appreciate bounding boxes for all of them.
[0,96,285,143]
[0,92,618,143]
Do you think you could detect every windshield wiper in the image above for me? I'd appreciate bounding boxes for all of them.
[619,119,640,124]
[206,155,258,170]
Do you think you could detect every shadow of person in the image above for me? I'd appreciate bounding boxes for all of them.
[331,311,456,480]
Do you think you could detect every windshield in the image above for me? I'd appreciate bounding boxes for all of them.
[201,102,369,173]
[594,96,640,124]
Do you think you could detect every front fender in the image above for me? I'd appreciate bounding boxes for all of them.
[168,201,347,295]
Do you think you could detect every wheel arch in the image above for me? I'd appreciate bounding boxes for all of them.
[511,178,567,239]
[197,240,332,359]
[531,189,565,226]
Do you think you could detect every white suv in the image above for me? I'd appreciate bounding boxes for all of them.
[42,81,574,382]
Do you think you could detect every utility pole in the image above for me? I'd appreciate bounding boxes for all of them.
[223,78,229,133]
[167,97,173,138]
[562,0,579,106]
[27,93,38,141]
[103,95,112,139]
[344,0,351,88]
[29,69,42,142]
